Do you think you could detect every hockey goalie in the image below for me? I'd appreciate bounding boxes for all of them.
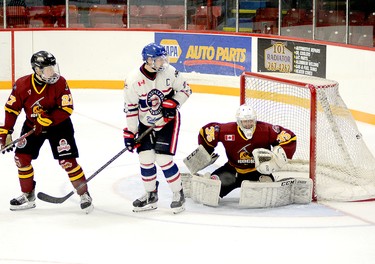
[183,104,313,208]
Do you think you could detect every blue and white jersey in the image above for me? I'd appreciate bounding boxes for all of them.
[124,64,191,133]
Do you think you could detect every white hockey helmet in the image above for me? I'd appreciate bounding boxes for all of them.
[236,104,257,139]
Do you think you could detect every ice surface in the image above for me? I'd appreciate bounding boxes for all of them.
[0,89,374,264]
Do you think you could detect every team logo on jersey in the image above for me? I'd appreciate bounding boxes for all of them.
[57,139,71,153]
[30,97,45,117]
[147,89,164,115]
[225,134,235,141]
[238,151,253,164]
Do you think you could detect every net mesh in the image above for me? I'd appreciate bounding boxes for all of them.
[242,72,375,201]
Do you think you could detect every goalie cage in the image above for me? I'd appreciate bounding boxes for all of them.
[240,72,375,202]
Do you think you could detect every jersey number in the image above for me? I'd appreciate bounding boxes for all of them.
[61,94,73,107]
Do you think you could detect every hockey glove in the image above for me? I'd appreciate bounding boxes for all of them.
[123,129,140,152]
[34,112,53,135]
[0,128,14,154]
[162,98,179,122]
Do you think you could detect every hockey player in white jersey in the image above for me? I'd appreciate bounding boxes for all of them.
[123,42,192,214]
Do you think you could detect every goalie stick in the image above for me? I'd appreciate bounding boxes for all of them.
[37,125,155,204]
[0,128,36,153]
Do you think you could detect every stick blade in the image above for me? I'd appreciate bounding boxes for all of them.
[37,191,72,204]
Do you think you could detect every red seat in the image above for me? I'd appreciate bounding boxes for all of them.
[27,6,54,28]
[112,5,125,27]
[318,10,346,26]
[163,5,184,29]
[145,23,172,30]
[252,7,278,34]
[88,4,115,27]
[68,23,85,28]
[137,5,163,25]
[0,8,4,27]
[122,5,140,27]
[282,8,306,27]
[349,11,365,26]
[94,22,124,28]
[191,5,221,30]
[187,24,207,30]
[51,5,80,27]
[6,6,28,28]
[128,23,144,28]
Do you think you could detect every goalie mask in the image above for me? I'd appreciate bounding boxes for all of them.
[236,104,257,139]
[31,51,60,84]
[142,43,169,72]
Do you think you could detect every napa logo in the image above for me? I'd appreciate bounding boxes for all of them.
[160,39,181,64]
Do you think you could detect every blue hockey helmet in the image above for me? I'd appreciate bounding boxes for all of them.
[142,43,167,61]
[141,43,169,72]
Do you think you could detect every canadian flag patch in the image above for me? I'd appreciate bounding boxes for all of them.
[225,134,235,141]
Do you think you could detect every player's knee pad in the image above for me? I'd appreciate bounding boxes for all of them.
[155,153,173,167]
[14,153,32,168]
[139,150,156,165]
[59,158,78,171]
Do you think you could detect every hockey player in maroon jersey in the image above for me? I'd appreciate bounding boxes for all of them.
[0,51,93,213]
[185,104,297,201]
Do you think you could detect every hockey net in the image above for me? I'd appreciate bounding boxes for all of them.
[240,72,375,201]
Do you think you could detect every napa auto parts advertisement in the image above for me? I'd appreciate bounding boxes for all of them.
[155,33,251,76]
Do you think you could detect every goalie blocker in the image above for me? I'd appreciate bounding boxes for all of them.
[183,145,219,175]
[181,174,312,208]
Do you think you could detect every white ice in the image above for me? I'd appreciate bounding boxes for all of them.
[0,89,374,264]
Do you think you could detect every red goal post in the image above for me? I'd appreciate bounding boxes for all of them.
[240,72,375,202]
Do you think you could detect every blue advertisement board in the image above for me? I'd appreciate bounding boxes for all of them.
[155,33,252,76]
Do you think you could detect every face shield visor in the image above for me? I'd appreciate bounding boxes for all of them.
[149,55,169,72]
[238,118,256,139]
[36,64,60,84]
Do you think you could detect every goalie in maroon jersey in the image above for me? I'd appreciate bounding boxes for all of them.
[0,51,93,213]
[184,104,304,207]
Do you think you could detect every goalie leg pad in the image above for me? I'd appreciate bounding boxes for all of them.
[183,145,219,174]
[180,173,193,198]
[190,175,221,207]
[239,177,312,208]
[239,179,294,208]
[292,178,313,204]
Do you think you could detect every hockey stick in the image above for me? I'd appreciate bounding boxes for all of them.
[1,128,36,153]
[37,125,155,204]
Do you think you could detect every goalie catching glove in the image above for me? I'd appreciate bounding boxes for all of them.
[252,146,288,174]
[0,128,13,153]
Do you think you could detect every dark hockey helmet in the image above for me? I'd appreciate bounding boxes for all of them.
[141,43,169,72]
[31,51,60,84]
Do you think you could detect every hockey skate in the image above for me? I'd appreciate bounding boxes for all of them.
[10,190,36,211]
[171,188,185,214]
[80,192,94,214]
[133,181,159,212]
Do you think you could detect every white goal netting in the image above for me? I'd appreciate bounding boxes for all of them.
[241,72,375,201]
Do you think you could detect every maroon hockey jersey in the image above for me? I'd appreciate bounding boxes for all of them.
[198,121,297,173]
[3,74,73,130]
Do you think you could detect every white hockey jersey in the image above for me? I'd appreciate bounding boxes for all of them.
[124,64,191,133]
